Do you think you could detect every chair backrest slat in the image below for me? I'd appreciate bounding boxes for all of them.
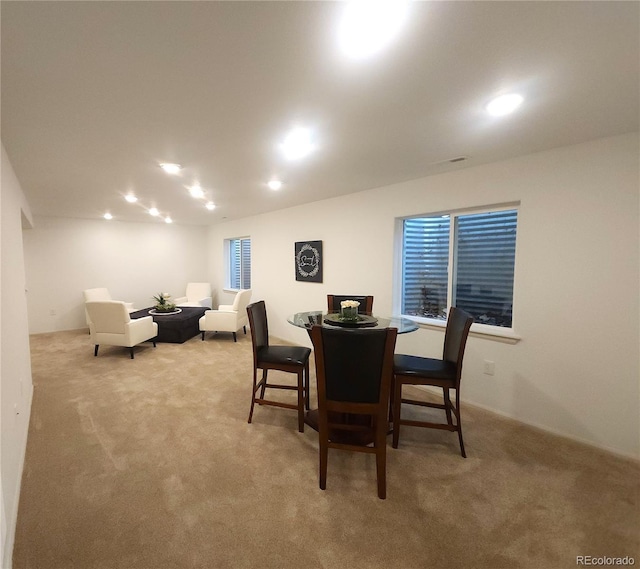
[319,328,389,403]
[85,301,130,334]
[246,300,269,352]
[442,307,474,378]
[185,282,211,301]
[312,326,397,409]
[233,289,253,312]
[83,288,111,302]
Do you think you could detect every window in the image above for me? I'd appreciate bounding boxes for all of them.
[401,208,518,328]
[227,237,251,289]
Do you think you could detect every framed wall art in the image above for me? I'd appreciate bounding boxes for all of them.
[295,240,323,283]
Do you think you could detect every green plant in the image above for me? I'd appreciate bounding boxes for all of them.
[152,292,176,312]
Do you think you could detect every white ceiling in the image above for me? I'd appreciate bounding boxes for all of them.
[2,1,638,226]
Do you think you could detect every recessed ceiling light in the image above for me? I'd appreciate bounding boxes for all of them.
[103,213,113,220]
[268,180,283,191]
[160,163,182,175]
[125,194,138,203]
[164,216,173,224]
[486,93,524,116]
[206,202,216,211]
[338,0,409,60]
[149,207,159,217]
[281,127,315,160]
[188,185,205,199]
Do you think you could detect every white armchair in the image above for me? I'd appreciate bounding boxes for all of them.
[83,287,135,325]
[175,282,213,309]
[85,301,158,359]
[199,289,252,342]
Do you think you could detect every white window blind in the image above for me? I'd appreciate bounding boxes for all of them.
[401,209,517,328]
[229,238,251,289]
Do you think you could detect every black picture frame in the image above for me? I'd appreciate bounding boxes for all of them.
[295,240,323,283]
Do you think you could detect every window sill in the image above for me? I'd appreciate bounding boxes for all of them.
[403,315,521,344]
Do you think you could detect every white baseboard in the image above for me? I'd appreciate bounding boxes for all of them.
[411,384,639,462]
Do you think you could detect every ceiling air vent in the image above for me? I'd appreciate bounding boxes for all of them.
[430,156,469,167]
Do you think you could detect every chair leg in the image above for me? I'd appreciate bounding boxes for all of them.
[94,345,99,357]
[152,341,156,348]
[232,332,237,342]
[375,419,387,499]
[444,388,453,427]
[388,377,395,422]
[458,425,467,458]
[454,391,466,458]
[392,378,402,449]
[129,347,134,359]
[259,370,268,400]
[201,332,205,341]
[319,441,328,490]
[297,369,305,433]
[304,361,310,410]
[248,368,259,424]
[243,326,247,334]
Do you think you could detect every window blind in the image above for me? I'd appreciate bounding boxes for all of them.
[454,211,517,327]
[240,238,251,289]
[401,209,517,327]
[402,216,450,319]
[230,238,251,289]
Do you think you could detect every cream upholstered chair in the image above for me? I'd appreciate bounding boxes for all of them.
[83,287,135,325]
[175,283,212,309]
[199,289,252,342]
[85,301,158,359]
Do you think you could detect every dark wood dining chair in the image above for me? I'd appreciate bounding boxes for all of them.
[246,301,311,432]
[326,295,374,316]
[310,325,397,499]
[391,307,474,456]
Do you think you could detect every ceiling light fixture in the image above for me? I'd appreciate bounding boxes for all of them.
[280,127,315,160]
[188,185,205,199]
[148,207,160,217]
[165,216,173,224]
[338,0,409,60]
[159,163,182,175]
[206,202,216,211]
[125,194,138,203]
[268,180,283,191]
[486,93,524,116]
[103,213,113,220]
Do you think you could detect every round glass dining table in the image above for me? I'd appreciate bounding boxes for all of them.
[289,310,418,441]
[287,311,419,334]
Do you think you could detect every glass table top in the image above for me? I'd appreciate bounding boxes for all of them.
[288,311,419,334]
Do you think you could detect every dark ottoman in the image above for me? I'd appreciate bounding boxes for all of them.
[130,306,208,343]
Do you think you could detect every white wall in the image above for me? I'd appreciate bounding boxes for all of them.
[1,144,34,569]
[4,132,638,568]
[16,132,640,460]
[207,133,640,459]
[24,216,210,333]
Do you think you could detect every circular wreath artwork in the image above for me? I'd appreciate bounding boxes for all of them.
[296,243,320,278]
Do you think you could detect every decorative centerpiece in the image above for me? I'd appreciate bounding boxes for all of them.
[152,292,177,313]
[340,299,360,322]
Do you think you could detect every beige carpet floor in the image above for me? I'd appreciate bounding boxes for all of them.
[13,328,640,569]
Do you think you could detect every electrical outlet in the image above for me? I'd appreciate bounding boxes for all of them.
[483,360,495,376]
